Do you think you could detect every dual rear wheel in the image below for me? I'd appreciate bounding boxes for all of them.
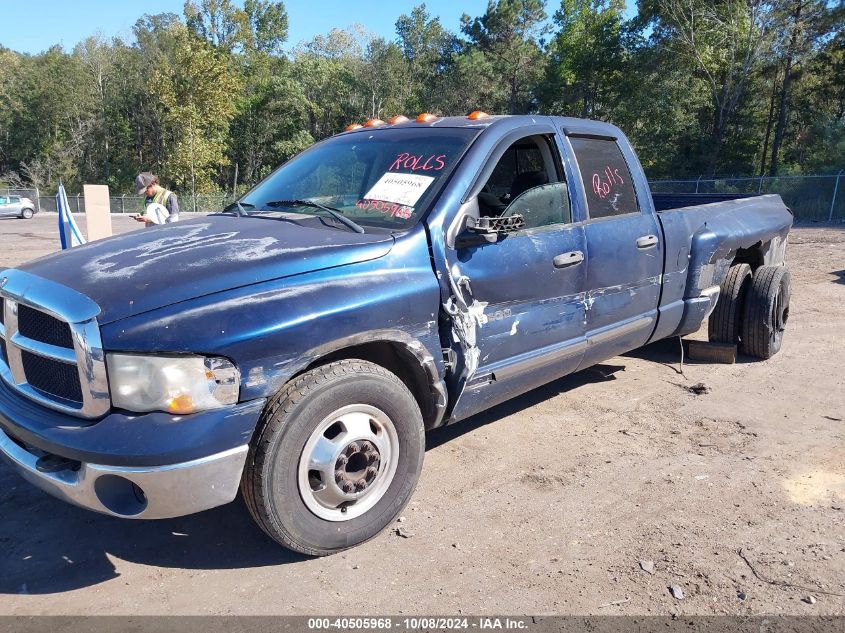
[708,262,791,359]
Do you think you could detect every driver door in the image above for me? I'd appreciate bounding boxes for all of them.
[446,132,587,422]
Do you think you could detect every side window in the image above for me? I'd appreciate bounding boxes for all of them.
[569,137,638,219]
[10,196,20,203]
[478,135,572,229]
[0,197,7,205]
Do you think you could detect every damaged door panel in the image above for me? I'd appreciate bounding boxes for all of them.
[440,129,588,422]
[443,223,588,422]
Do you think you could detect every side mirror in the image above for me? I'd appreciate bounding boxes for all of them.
[455,215,525,248]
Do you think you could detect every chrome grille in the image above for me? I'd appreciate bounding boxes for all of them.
[0,270,110,419]
[17,304,75,349]
[21,349,84,403]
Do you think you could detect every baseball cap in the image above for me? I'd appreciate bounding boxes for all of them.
[135,172,156,195]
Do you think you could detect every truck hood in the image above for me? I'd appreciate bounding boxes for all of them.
[18,215,394,325]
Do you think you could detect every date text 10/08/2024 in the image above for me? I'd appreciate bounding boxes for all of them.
[307,617,529,630]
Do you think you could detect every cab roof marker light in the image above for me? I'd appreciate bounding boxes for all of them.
[344,123,363,132]
[467,110,489,120]
[363,118,385,128]
[387,115,410,124]
[416,112,437,123]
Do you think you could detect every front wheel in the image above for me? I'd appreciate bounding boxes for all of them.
[241,359,425,555]
[21,208,34,219]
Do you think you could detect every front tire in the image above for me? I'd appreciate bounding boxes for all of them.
[242,359,425,555]
[21,208,34,219]
[740,265,791,359]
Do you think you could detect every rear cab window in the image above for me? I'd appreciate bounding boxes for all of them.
[241,127,479,230]
[569,137,638,219]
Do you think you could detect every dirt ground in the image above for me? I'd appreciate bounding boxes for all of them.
[0,215,842,616]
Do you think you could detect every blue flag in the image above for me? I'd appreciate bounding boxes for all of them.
[57,181,86,249]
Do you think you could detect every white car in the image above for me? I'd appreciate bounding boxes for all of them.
[0,195,36,219]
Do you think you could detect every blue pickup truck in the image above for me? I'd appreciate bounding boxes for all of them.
[0,114,792,555]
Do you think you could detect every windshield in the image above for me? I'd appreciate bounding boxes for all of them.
[239,127,479,229]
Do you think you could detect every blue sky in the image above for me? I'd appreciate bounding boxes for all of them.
[0,0,508,54]
[1,1,638,55]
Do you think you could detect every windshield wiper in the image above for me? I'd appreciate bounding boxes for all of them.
[264,199,365,234]
[222,201,254,216]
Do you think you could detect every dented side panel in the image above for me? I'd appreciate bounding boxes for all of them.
[577,211,664,368]
[441,225,588,423]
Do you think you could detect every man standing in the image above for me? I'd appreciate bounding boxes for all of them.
[134,172,180,225]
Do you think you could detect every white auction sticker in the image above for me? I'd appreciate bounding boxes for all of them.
[363,172,435,208]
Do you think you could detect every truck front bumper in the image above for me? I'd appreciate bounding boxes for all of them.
[0,376,266,518]
[0,427,247,518]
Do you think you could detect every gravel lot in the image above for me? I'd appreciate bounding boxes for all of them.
[0,215,843,616]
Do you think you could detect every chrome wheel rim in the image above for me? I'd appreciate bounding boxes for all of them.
[297,404,399,522]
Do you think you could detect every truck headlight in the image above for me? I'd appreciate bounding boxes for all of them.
[107,353,239,415]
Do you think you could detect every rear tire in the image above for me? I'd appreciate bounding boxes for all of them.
[708,263,752,344]
[241,359,425,556]
[740,265,791,359]
[21,208,34,219]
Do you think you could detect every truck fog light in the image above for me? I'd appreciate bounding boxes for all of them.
[107,353,240,414]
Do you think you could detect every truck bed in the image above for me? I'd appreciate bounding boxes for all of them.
[651,192,763,212]
[647,193,793,343]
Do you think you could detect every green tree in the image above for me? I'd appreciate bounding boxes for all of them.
[459,0,549,114]
[766,0,837,174]
[155,26,241,205]
[542,0,626,118]
[395,4,458,112]
[655,0,774,175]
[184,0,246,51]
[243,0,289,55]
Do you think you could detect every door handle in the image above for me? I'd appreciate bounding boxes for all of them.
[636,234,658,249]
[553,250,584,268]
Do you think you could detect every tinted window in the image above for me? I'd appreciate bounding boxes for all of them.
[485,144,545,198]
[479,135,571,229]
[570,137,638,219]
[241,127,478,229]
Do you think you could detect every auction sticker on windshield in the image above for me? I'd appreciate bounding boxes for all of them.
[363,173,435,208]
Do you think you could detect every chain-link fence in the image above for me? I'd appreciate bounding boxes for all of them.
[648,173,844,222]
[25,172,845,223]
[34,193,235,215]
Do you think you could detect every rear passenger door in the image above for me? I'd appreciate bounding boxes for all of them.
[0,197,11,217]
[565,135,663,368]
